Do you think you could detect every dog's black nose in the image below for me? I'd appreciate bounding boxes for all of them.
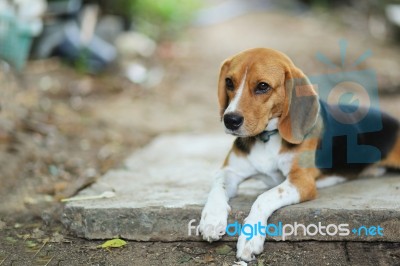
[224,113,244,130]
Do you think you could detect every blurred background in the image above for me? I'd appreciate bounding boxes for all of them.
[1,0,400,219]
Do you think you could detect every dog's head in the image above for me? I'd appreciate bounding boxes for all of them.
[218,48,319,144]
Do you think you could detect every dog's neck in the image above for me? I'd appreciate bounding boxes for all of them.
[257,129,279,142]
[256,118,279,143]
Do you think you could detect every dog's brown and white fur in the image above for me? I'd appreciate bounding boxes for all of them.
[199,48,400,261]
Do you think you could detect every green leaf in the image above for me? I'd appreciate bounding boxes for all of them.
[6,236,17,243]
[215,244,232,255]
[26,240,38,248]
[178,254,192,263]
[97,238,127,249]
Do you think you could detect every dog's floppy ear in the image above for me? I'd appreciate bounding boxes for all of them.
[217,59,231,118]
[278,66,319,144]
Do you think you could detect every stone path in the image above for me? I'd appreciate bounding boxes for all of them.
[62,134,400,242]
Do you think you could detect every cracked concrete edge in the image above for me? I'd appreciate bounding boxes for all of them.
[61,203,400,242]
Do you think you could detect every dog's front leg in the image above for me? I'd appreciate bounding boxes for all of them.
[236,168,317,261]
[199,151,256,242]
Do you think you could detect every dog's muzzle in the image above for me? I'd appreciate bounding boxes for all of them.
[224,113,244,131]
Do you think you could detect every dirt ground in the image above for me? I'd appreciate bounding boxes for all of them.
[1,8,400,266]
[1,221,400,266]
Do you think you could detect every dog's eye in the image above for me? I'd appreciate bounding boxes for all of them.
[255,82,271,94]
[225,78,234,91]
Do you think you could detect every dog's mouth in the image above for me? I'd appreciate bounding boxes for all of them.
[224,129,248,137]
[225,118,279,138]
[225,128,263,138]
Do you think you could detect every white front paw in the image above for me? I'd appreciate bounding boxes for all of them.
[236,218,266,261]
[236,233,265,261]
[199,202,230,242]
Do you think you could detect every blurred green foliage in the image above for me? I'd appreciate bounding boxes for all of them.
[100,0,202,40]
[130,0,202,40]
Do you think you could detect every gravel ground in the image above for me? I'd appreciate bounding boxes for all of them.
[1,217,399,266]
[1,220,399,266]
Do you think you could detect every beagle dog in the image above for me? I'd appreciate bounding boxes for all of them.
[199,48,400,261]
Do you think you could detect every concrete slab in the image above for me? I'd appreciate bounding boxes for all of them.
[62,134,400,242]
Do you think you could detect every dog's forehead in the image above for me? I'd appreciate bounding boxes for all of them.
[226,49,288,81]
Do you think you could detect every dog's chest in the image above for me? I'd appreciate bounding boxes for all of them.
[247,135,292,176]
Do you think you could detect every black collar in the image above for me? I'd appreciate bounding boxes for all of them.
[256,129,279,143]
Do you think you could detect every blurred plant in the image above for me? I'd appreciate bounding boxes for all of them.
[130,0,202,41]
[74,48,90,73]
